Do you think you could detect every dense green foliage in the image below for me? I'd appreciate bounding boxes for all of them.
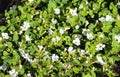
[0,0,120,77]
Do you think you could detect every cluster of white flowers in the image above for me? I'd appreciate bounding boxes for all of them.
[72,37,80,46]
[96,56,105,65]
[9,69,18,77]
[52,54,59,61]
[75,25,79,29]
[69,8,78,16]
[96,43,105,51]
[0,65,7,71]
[115,34,120,43]
[99,15,114,22]
[19,49,37,63]
[87,33,94,40]
[54,8,60,15]
[68,46,76,54]
[51,18,57,24]
[25,35,32,41]
[20,22,30,34]
[1,32,9,39]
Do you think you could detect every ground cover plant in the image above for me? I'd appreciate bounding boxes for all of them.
[0,0,120,77]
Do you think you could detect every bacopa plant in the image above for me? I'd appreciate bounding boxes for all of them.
[0,0,120,77]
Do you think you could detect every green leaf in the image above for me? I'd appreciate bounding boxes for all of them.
[7,42,12,48]
[0,26,7,31]
[13,34,19,41]
[73,67,80,73]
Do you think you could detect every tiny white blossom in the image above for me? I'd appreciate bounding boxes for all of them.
[27,73,32,77]
[72,38,80,46]
[87,33,94,40]
[52,54,59,61]
[48,28,53,35]
[105,15,114,22]
[56,36,61,41]
[10,5,17,10]
[98,17,105,22]
[21,22,30,31]
[38,45,43,50]
[117,2,120,8]
[68,47,76,54]
[82,29,90,36]
[75,25,79,29]
[115,34,120,43]
[25,35,32,41]
[96,56,105,65]
[28,0,34,3]
[59,29,64,35]
[9,69,18,77]
[54,8,60,15]
[79,4,83,9]
[96,43,105,51]
[78,49,86,55]
[70,8,78,16]
[1,32,9,39]
[51,19,57,24]
[51,37,56,42]
[0,65,7,71]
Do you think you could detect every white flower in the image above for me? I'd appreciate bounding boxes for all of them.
[28,0,34,2]
[19,49,37,63]
[117,2,120,8]
[59,29,64,35]
[68,47,76,54]
[96,43,105,51]
[82,29,90,36]
[48,28,53,35]
[87,33,94,40]
[38,45,43,50]
[98,17,105,22]
[99,34,104,38]
[96,56,105,65]
[19,49,30,60]
[51,37,56,42]
[78,49,86,55]
[85,20,89,26]
[115,34,120,43]
[54,8,60,14]
[56,36,61,41]
[73,38,80,46]
[1,32,9,39]
[10,5,17,10]
[21,22,30,31]
[75,25,79,29]
[52,54,59,61]
[0,65,7,71]
[25,35,32,41]
[51,19,57,24]
[63,63,70,69]
[79,4,83,9]
[9,69,18,77]
[27,73,32,77]
[105,15,114,22]
[70,8,78,16]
